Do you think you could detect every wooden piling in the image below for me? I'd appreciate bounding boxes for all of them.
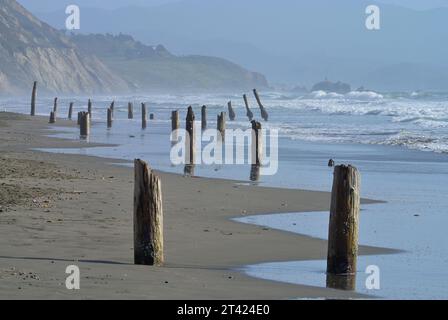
[110,101,115,118]
[128,102,134,119]
[201,105,207,131]
[49,111,55,124]
[134,159,164,266]
[243,94,254,121]
[79,112,90,137]
[327,165,361,276]
[186,106,195,165]
[251,120,262,166]
[253,89,269,121]
[107,108,113,128]
[141,103,147,129]
[217,112,226,139]
[88,99,92,116]
[171,110,179,132]
[30,81,37,116]
[53,97,58,114]
[77,112,81,125]
[68,102,73,120]
[227,101,236,121]
[150,114,154,120]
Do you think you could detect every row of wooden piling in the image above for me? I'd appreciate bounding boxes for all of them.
[29,81,360,283]
[132,158,361,286]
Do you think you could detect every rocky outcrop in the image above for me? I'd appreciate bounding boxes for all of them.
[311,80,351,94]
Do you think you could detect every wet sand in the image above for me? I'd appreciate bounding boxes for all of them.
[0,112,395,299]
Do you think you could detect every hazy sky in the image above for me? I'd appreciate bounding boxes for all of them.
[17,0,448,12]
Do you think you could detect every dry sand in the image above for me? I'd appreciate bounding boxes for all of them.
[0,112,395,299]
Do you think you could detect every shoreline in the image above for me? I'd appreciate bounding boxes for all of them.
[0,112,397,299]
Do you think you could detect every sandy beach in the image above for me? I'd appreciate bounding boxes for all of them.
[0,112,395,300]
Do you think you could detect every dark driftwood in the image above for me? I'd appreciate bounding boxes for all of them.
[227,101,236,121]
[88,99,92,116]
[171,110,179,132]
[110,101,114,118]
[49,111,55,124]
[134,159,164,266]
[141,103,147,129]
[253,89,269,121]
[327,165,361,276]
[243,94,254,121]
[68,102,74,120]
[217,112,226,139]
[186,106,195,165]
[201,105,207,131]
[107,108,113,128]
[251,120,262,166]
[79,112,90,137]
[53,97,58,114]
[30,81,37,116]
[128,102,134,119]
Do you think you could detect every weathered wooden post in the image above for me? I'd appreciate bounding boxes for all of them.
[128,102,134,119]
[30,81,37,116]
[68,102,74,120]
[141,103,147,129]
[134,159,164,266]
[53,97,58,114]
[107,108,113,128]
[253,89,269,121]
[227,101,236,121]
[110,101,115,118]
[251,120,262,166]
[201,105,207,130]
[217,112,226,139]
[243,94,254,121]
[150,113,154,120]
[327,165,361,277]
[77,112,81,125]
[79,112,90,137]
[171,110,179,132]
[49,111,55,124]
[87,99,92,116]
[185,107,195,166]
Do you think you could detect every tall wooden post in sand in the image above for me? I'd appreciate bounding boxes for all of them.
[87,99,92,116]
[49,111,55,124]
[201,105,207,131]
[227,101,236,121]
[217,112,226,139]
[79,112,90,137]
[110,101,115,118]
[68,102,74,120]
[134,159,164,266]
[107,108,113,128]
[53,98,58,114]
[30,81,37,116]
[243,94,254,121]
[128,102,134,119]
[253,89,269,121]
[251,120,262,166]
[327,165,361,276]
[141,103,147,129]
[185,107,195,165]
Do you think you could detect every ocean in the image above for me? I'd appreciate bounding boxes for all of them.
[2,90,448,299]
